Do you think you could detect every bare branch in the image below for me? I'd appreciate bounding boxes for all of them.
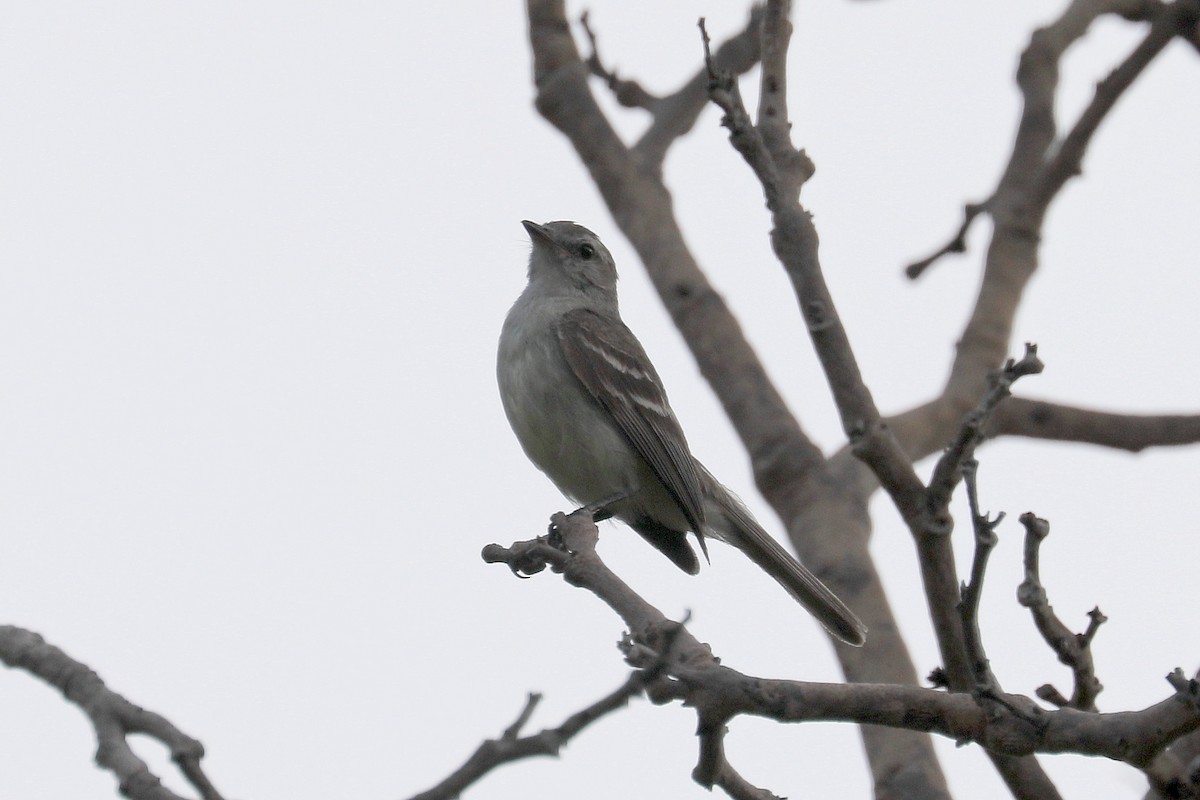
[486,517,1200,783]
[937,0,1192,420]
[654,654,1200,767]
[0,626,225,800]
[712,759,785,800]
[697,29,955,795]
[491,481,1141,799]
[919,346,1054,799]
[988,398,1200,452]
[502,692,543,740]
[1031,0,1200,214]
[702,8,927,527]
[485,512,798,797]
[755,0,814,195]
[708,9,1066,798]
[907,346,1044,701]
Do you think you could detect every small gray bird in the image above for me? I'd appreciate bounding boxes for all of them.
[498,220,866,646]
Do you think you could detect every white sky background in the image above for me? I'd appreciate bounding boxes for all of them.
[1,2,1197,799]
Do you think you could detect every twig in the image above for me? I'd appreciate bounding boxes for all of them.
[406,674,650,800]
[905,199,992,279]
[958,459,1005,692]
[579,11,661,112]
[1017,513,1106,711]
[1032,0,1200,213]
[501,692,543,739]
[928,344,1045,513]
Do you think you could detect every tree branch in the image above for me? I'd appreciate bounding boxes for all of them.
[484,514,1200,791]
[0,626,225,800]
[1031,0,1200,214]
[701,8,926,528]
[988,398,1200,451]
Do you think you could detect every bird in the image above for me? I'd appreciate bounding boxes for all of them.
[497,219,866,646]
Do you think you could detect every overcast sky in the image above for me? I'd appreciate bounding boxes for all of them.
[2,3,1197,799]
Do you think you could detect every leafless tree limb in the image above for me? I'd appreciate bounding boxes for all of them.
[659,661,1200,767]
[1030,0,1200,214]
[0,626,225,800]
[701,4,929,542]
[484,524,1200,771]
[988,399,1200,451]
[485,512,716,667]
[864,0,1199,472]
[705,11,1070,796]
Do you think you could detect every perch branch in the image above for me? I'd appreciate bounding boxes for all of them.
[484,510,1200,795]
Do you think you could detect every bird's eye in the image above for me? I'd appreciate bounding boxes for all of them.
[579,243,595,260]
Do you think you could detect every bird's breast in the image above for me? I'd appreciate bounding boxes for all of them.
[498,307,645,506]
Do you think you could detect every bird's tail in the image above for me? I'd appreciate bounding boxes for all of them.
[707,481,867,647]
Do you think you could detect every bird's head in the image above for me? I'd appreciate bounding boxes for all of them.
[522,220,619,301]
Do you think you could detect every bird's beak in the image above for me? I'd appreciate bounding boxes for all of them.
[522,220,558,249]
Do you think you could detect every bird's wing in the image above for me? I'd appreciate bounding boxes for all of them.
[555,307,706,536]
